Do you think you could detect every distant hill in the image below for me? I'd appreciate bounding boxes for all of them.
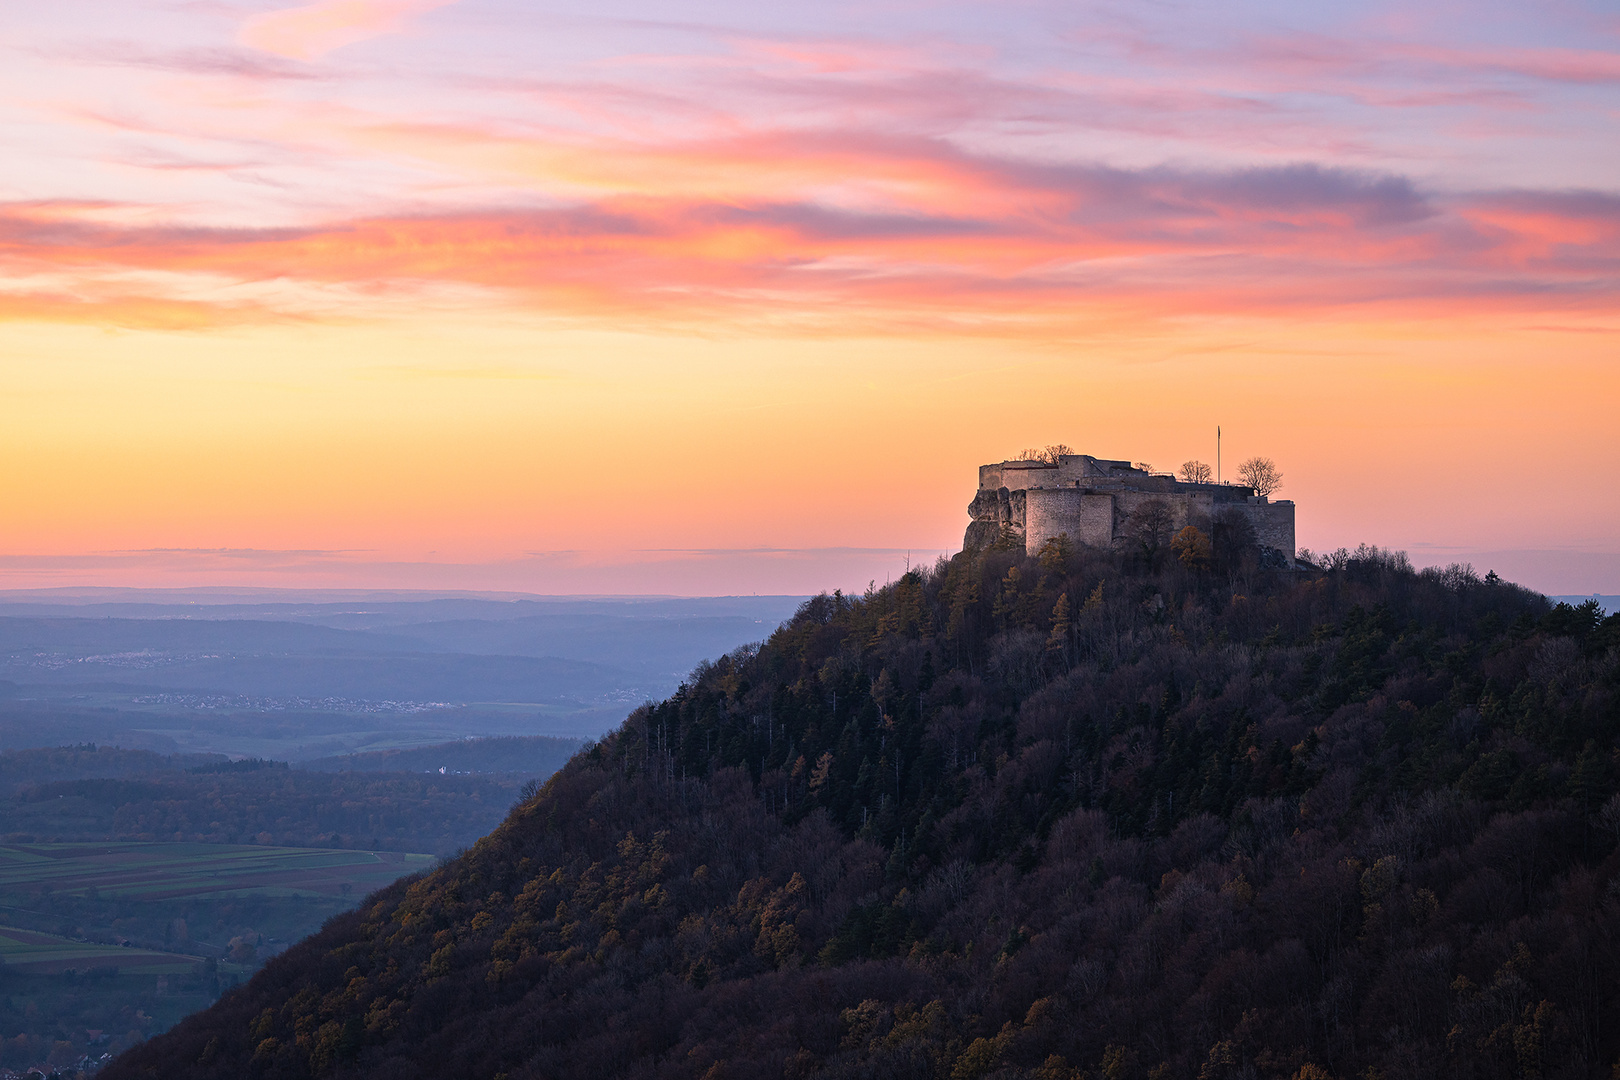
[0,596,804,687]
[107,542,1620,1080]
[0,744,222,794]
[0,615,427,655]
[0,595,804,759]
[0,617,643,702]
[301,736,582,776]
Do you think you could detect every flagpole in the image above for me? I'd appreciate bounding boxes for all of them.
[1217,426,1221,484]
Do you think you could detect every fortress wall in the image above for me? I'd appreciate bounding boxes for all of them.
[981,462,1059,492]
[1025,488,1086,552]
[1053,457,1110,484]
[1112,490,1202,535]
[968,458,1296,564]
[1177,491,1217,533]
[1022,490,1116,551]
[1077,494,1114,547]
[1243,500,1296,565]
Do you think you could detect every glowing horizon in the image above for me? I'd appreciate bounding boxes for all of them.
[2,0,1616,595]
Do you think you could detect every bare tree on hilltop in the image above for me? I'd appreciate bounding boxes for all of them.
[1123,498,1176,561]
[1014,444,1073,464]
[1237,456,1283,497]
[1178,460,1213,484]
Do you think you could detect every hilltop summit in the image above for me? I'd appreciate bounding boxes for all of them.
[106,517,1620,1080]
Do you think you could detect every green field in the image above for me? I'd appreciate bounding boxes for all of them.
[0,842,435,903]
[0,924,204,975]
[0,842,438,1069]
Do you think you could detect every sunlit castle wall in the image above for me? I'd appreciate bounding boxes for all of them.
[1025,489,1111,550]
[973,455,1296,566]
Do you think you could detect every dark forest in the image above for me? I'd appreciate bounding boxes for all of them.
[105,534,1620,1080]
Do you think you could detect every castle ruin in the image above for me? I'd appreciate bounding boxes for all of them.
[966,454,1295,566]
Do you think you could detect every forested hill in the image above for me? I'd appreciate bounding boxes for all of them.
[107,539,1620,1080]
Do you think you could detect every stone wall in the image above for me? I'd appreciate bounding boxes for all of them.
[1077,493,1114,547]
[1112,490,1200,535]
[979,461,1056,492]
[966,455,1296,567]
[1242,499,1295,564]
[1024,488,1081,552]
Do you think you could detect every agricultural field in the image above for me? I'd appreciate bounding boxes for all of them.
[0,928,232,1071]
[0,925,204,975]
[0,842,434,1073]
[0,842,433,960]
[0,843,434,907]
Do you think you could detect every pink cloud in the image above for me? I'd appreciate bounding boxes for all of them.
[1,153,1614,332]
[239,0,460,60]
[1392,43,1620,86]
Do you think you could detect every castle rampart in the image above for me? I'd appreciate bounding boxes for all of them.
[967,453,1296,566]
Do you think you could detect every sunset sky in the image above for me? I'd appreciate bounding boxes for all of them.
[2,0,1616,595]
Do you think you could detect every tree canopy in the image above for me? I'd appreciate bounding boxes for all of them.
[105,544,1620,1080]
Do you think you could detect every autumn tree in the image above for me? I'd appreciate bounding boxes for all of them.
[1036,534,1073,574]
[1236,456,1282,497]
[1171,525,1211,569]
[1046,593,1072,659]
[1178,460,1213,484]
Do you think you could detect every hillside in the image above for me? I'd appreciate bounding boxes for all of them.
[105,539,1620,1080]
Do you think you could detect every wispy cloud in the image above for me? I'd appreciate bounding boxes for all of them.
[1,153,1612,332]
[54,40,324,81]
[121,547,370,558]
[239,0,462,60]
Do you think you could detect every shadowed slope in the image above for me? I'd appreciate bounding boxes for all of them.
[104,543,1620,1080]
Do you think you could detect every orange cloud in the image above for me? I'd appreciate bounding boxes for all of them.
[2,153,1615,334]
[239,0,460,60]
[0,291,275,331]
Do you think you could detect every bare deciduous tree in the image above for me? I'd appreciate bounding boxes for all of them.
[1178,460,1213,484]
[1014,444,1074,465]
[1122,499,1175,559]
[1237,456,1283,497]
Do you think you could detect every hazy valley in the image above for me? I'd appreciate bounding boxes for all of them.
[88,540,1620,1080]
[0,593,800,1075]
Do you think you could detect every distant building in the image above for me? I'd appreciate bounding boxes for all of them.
[966,453,1296,566]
